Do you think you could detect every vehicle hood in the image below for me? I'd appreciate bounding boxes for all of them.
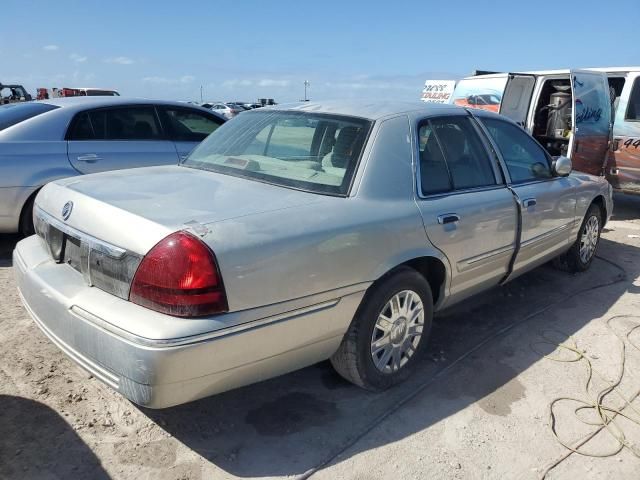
[35,165,323,254]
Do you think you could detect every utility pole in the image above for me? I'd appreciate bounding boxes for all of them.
[304,80,310,101]
[200,85,203,103]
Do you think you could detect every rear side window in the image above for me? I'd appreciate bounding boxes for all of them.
[163,108,223,142]
[625,78,640,121]
[480,117,552,182]
[0,103,59,131]
[418,116,496,194]
[68,106,162,140]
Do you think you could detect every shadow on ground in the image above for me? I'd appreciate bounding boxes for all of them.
[611,193,640,221]
[141,235,640,478]
[0,395,110,479]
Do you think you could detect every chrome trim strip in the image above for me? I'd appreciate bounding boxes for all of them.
[70,298,342,349]
[521,222,572,248]
[35,206,126,259]
[464,244,514,266]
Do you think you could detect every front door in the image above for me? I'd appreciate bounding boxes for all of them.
[569,69,612,176]
[415,114,518,302]
[478,116,576,275]
[607,72,640,194]
[66,105,179,174]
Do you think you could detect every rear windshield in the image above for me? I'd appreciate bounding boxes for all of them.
[0,103,59,131]
[182,110,372,195]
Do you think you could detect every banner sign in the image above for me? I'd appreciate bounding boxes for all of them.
[421,80,456,104]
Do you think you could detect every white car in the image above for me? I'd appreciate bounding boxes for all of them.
[201,102,243,119]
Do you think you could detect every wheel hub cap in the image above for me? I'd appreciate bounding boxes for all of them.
[390,317,408,345]
[579,215,599,263]
[370,290,425,374]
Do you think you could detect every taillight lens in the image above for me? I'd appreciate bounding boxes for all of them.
[129,231,228,317]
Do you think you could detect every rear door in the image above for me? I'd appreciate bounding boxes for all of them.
[478,116,576,275]
[66,105,179,174]
[499,74,537,128]
[607,72,640,194]
[569,69,612,175]
[158,106,224,161]
[415,114,518,301]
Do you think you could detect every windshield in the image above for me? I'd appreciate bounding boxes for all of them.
[0,103,59,131]
[182,110,372,195]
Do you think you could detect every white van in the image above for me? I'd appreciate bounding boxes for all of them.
[448,67,640,195]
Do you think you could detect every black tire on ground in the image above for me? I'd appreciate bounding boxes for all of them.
[554,204,602,273]
[330,266,434,391]
[19,194,36,237]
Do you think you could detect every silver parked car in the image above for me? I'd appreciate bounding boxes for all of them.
[14,101,612,408]
[0,97,225,235]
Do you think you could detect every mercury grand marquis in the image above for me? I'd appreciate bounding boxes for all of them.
[14,101,613,408]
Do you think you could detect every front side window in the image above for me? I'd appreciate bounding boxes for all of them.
[418,116,496,194]
[163,108,223,142]
[68,106,162,140]
[481,117,552,182]
[183,111,371,195]
[625,77,640,121]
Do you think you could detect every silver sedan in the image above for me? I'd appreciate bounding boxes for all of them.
[0,97,225,234]
[14,101,612,408]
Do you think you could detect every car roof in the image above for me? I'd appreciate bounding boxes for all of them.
[37,96,211,112]
[262,100,462,121]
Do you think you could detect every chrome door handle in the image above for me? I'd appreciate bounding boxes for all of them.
[76,154,101,162]
[522,198,537,208]
[437,213,460,225]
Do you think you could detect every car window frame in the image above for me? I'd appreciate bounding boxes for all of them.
[414,113,504,199]
[624,76,640,122]
[473,114,556,186]
[157,105,225,143]
[65,104,166,141]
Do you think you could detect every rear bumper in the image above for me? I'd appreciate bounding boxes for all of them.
[14,236,364,408]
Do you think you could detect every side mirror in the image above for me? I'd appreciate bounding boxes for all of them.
[553,156,572,177]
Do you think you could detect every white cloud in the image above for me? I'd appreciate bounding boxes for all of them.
[43,45,59,51]
[69,53,87,63]
[222,79,253,88]
[104,56,134,65]
[143,75,195,85]
[258,79,290,88]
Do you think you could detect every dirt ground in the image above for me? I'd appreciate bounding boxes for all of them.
[1,194,639,480]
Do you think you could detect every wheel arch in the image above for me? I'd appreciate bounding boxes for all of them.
[591,195,607,227]
[374,254,449,309]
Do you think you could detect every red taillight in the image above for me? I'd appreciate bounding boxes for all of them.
[129,231,228,317]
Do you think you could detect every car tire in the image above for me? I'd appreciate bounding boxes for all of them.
[19,194,36,237]
[330,266,433,391]
[554,204,602,273]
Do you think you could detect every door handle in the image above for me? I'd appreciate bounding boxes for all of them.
[437,213,460,225]
[522,198,537,208]
[76,154,101,162]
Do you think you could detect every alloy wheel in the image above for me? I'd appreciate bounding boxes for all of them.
[370,290,424,373]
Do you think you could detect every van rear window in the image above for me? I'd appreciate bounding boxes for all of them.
[0,103,59,131]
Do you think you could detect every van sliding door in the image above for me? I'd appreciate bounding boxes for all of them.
[569,70,612,175]
[499,74,536,129]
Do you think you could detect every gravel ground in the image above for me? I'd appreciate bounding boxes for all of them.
[1,194,639,480]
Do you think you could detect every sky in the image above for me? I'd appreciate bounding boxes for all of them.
[2,0,639,103]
